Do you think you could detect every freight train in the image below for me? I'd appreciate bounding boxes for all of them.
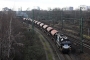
[23,18,72,53]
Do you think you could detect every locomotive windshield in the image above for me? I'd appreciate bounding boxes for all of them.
[61,39,71,45]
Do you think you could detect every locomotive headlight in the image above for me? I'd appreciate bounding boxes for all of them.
[62,44,70,49]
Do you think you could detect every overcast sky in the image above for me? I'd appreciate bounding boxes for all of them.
[0,0,90,11]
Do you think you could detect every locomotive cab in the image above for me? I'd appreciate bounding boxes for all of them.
[56,34,71,53]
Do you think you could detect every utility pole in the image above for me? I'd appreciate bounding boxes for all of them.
[52,10,54,26]
[80,7,83,53]
[32,9,34,33]
[8,17,12,58]
[74,10,76,24]
[61,9,63,30]
[1,12,3,60]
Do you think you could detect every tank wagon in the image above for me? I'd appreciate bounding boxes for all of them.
[46,27,53,35]
[43,25,48,33]
[37,22,41,27]
[40,23,44,29]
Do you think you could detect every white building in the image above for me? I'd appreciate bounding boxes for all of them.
[62,7,73,11]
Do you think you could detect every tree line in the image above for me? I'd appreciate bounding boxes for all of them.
[24,8,90,22]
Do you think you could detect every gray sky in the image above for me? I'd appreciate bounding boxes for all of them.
[0,0,90,10]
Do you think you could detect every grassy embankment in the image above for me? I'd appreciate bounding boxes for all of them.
[22,30,46,60]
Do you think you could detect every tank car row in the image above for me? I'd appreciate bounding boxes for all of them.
[23,18,72,53]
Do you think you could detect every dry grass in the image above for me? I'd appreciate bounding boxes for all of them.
[39,35,53,60]
[83,35,90,39]
[64,29,78,34]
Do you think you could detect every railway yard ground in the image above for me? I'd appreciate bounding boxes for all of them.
[36,26,90,60]
[28,23,90,60]
[40,20,90,60]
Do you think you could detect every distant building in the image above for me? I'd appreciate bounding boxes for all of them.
[62,7,73,11]
[78,5,90,11]
[16,11,28,18]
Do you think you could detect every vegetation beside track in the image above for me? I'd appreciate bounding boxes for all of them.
[0,14,46,60]
[39,34,53,60]
[13,27,46,60]
[22,30,46,60]
[29,24,55,60]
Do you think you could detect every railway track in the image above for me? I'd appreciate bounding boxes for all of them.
[57,28,90,50]
[33,25,78,60]
[62,29,90,44]
[62,32,90,55]
[49,22,90,51]
[42,19,90,54]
